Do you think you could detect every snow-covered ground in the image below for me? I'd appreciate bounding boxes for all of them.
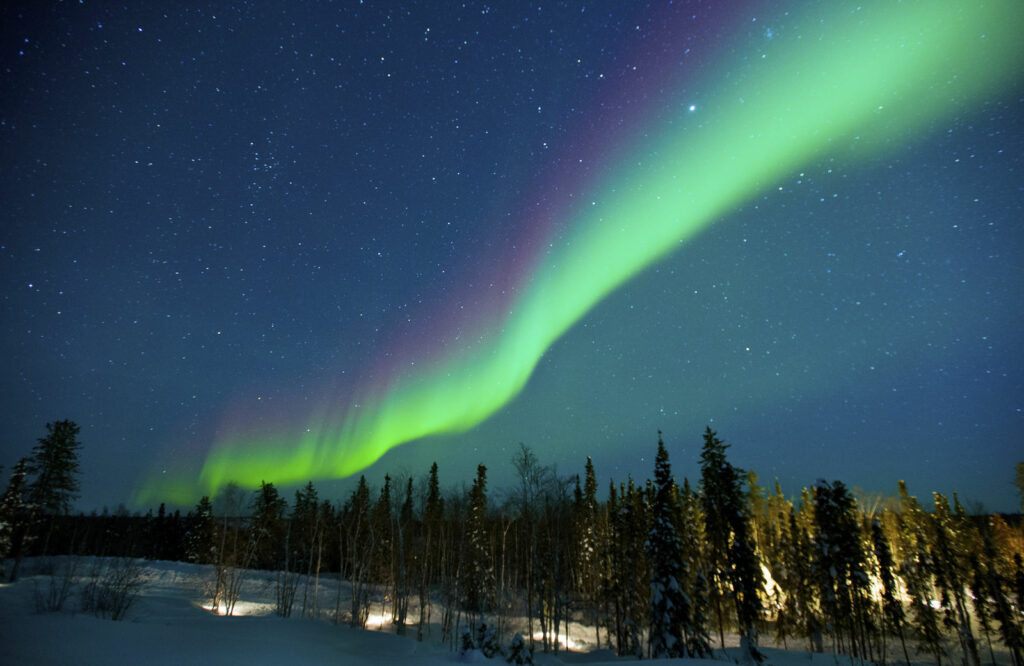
[0,557,986,665]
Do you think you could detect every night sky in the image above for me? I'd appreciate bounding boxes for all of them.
[3,1,1022,512]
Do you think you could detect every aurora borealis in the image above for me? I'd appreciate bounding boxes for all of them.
[3,1,1022,510]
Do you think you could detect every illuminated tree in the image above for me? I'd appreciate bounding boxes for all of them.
[871,517,911,666]
[980,523,1024,666]
[767,483,800,650]
[812,479,873,660]
[783,496,823,653]
[968,549,999,665]
[897,482,945,665]
[699,426,763,663]
[930,493,980,666]
[211,482,253,616]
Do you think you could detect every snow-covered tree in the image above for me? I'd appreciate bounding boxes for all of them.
[0,458,32,579]
[506,632,533,665]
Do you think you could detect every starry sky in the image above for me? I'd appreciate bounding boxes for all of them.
[2,1,1022,512]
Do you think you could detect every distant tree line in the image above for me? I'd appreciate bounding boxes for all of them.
[2,420,1024,665]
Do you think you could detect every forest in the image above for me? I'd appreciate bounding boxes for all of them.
[2,419,1023,665]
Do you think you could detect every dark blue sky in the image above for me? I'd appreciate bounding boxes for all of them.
[2,1,1022,511]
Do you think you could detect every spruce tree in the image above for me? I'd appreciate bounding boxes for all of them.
[679,478,711,658]
[0,458,32,579]
[605,481,625,654]
[463,464,492,626]
[812,480,873,660]
[872,517,911,666]
[619,478,647,658]
[768,483,798,650]
[291,481,323,617]
[700,427,733,650]
[897,481,945,665]
[250,481,287,570]
[371,474,393,588]
[646,433,688,658]
[575,457,600,647]
[699,426,763,663]
[967,550,999,666]
[393,477,415,634]
[931,493,980,666]
[1014,554,1024,622]
[185,495,216,564]
[418,462,443,641]
[785,500,823,653]
[291,482,319,570]
[343,475,373,628]
[731,501,764,662]
[980,523,1024,666]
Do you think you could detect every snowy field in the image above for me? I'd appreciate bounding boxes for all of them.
[0,557,992,665]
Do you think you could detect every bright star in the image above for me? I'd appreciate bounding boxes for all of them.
[688,104,696,112]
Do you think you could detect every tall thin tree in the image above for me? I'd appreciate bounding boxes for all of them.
[646,432,688,658]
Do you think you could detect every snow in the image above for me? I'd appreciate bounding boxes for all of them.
[0,556,981,665]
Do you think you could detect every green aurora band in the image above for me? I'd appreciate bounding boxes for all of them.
[140,1,1023,504]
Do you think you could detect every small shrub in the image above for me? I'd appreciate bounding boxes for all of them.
[80,557,145,621]
[275,570,299,618]
[34,556,78,613]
